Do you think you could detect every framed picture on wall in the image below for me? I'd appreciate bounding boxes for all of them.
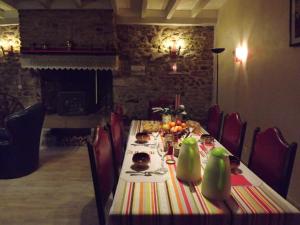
[290,0,300,46]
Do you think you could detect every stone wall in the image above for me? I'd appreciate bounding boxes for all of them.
[115,25,214,122]
[1,22,214,122]
[0,25,40,107]
[19,10,116,50]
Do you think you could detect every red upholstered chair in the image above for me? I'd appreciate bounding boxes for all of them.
[87,126,117,225]
[207,105,223,140]
[248,127,297,198]
[110,112,125,171]
[220,113,247,159]
[148,98,175,120]
[114,103,124,116]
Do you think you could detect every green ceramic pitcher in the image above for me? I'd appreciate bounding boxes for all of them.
[176,137,201,182]
[201,147,231,200]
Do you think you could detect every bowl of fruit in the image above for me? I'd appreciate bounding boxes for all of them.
[161,119,187,138]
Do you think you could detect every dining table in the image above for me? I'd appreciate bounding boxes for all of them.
[109,120,300,225]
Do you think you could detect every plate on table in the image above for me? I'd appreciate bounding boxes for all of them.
[135,132,150,144]
[131,152,151,171]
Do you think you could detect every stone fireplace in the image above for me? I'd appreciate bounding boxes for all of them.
[2,9,214,126]
[39,69,113,115]
[17,9,117,125]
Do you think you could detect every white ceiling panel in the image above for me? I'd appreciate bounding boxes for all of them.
[0,0,227,25]
[177,0,198,10]
[204,0,227,10]
[147,0,168,10]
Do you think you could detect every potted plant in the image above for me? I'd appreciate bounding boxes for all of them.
[152,104,187,123]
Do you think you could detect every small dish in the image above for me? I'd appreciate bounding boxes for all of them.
[132,152,151,167]
[136,132,150,143]
[201,134,214,144]
[229,155,240,170]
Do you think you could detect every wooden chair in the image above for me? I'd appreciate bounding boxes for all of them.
[109,112,125,171]
[248,127,297,198]
[86,125,117,225]
[148,98,175,120]
[0,93,24,127]
[206,105,223,140]
[220,112,247,159]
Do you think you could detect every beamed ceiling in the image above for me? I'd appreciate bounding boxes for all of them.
[0,0,227,25]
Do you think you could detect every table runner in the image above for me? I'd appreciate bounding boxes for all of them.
[111,154,230,225]
[110,120,300,225]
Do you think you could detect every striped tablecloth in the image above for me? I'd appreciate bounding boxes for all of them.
[109,120,300,225]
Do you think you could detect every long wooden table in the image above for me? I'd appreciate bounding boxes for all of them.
[109,120,300,225]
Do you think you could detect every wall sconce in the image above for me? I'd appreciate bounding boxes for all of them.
[234,45,248,63]
[0,40,15,57]
[169,39,181,57]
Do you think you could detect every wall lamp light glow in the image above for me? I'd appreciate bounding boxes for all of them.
[169,39,181,57]
[235,45,248,63]
[164,38,184,57]
[172,63,177,72]
[0,39,15,56]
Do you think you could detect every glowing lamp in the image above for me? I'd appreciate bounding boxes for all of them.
[235,46,248,63]
[172,63,177,72]
[0,39,14,56]
[169,40,181,57]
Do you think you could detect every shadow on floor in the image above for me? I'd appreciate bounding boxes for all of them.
[80,198,99,225]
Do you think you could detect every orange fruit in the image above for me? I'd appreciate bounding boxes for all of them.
[170,127,176,132]
[177,126,183,132]
[181,123,186,128]
[169,121,176,127]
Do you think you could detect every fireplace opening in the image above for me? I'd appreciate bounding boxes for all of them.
[40,69,113,115]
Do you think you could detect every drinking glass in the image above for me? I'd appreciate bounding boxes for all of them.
[152,131,160,141]
[156,142,168,174]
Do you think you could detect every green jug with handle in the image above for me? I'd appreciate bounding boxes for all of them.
[201,147,231,200]
[176,137,201,182]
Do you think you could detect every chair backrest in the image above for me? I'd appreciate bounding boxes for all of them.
[5,103,45,170]
[248,127,297,198]
[110,112,125,169]
[114,103,124,116]
[0,93,24,127]
[220,112,247,159]
[148,98,175,120]
[207,105,223,140]
[87,126,117,225]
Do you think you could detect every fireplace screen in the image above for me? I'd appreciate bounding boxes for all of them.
[40,69,113,115]
[57,91,86,115]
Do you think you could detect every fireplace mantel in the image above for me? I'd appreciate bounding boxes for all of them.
[20,53,118,70]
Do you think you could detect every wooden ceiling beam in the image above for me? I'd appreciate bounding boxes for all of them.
[0,0,17,11]
[191,0,210,18]
[141,0,147,18]
[110,0,118,15]
[165,0,181,20]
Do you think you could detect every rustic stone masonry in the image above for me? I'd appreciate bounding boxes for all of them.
[19,10,116,50]
[115,25,214,122]
[0,25,40,107]
[1,19,214,123]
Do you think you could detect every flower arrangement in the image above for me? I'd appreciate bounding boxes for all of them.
[152,104,187,117]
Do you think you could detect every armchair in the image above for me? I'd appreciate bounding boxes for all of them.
[0,103,45,179]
